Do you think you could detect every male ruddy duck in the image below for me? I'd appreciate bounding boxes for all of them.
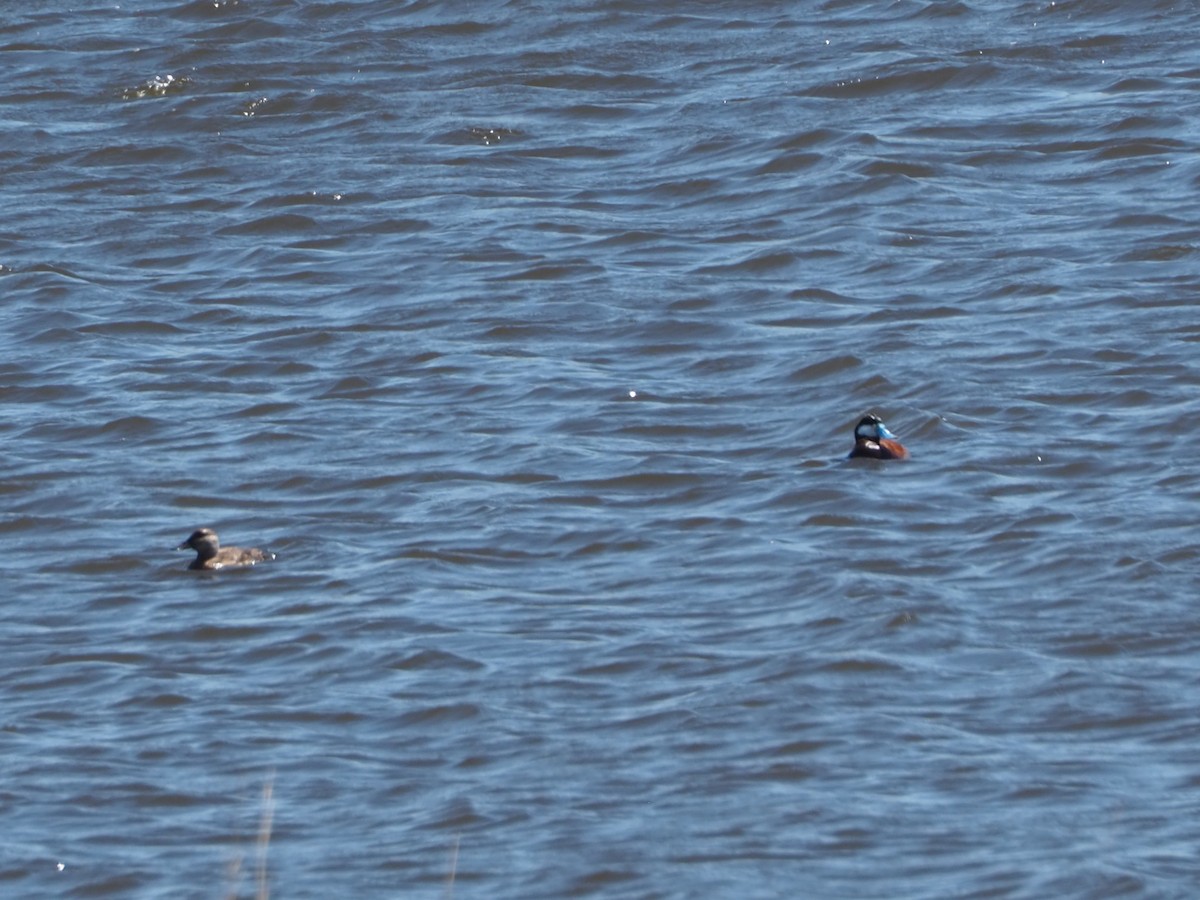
[849,414,909,460]
[177,528,274,570]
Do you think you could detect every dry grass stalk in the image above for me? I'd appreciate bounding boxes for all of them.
[255,771,275,900]
[443,834,460,900]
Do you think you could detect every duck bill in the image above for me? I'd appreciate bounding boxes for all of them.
[877,424,898,441]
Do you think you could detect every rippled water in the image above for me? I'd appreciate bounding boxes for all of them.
[3,1,1200,897]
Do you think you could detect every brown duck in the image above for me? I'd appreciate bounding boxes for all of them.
[177,528,274,570]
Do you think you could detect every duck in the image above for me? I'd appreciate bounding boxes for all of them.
[849,413,909,460]
[177,528,274,570]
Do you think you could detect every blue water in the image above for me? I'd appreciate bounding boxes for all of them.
[2,2,1200,897]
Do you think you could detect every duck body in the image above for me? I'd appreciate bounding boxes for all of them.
[178,528,274,570]
[849,414,909,460]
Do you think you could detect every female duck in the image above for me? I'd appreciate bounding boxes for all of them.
[849,414,909,460]
[177,528,274,570]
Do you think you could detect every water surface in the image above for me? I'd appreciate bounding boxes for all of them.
[2,2,1199,897]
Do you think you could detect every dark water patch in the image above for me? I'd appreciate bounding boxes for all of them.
[1118,243,1196,263]
[62,555,152,576]
[399,545,555,567]
[75,320,184,337]
[1103,76,1171,94]
[496,471,560,486]
[388,649,485,672]
[396,703,482,726]
[646,176,722,200]
[147,623,271,643]
[787,354,862,381]
[1091,137,1184,160]
[248,191,353,210]
[359,216,433,234]
[521,70,662,92]
[856,158,938,178]
[753,151,822,175]
[317,376,377,399]
[229,401,298,418]
[434,125,524,146]
[803,61,998,99]
[76,141,194,167]
[818,657,904,674]
[492,260,604,281]
[912,1,971,18]
[694,249,802,275]
[566,538,656,559]
[501,143,622,162]
[217,213,320,236]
